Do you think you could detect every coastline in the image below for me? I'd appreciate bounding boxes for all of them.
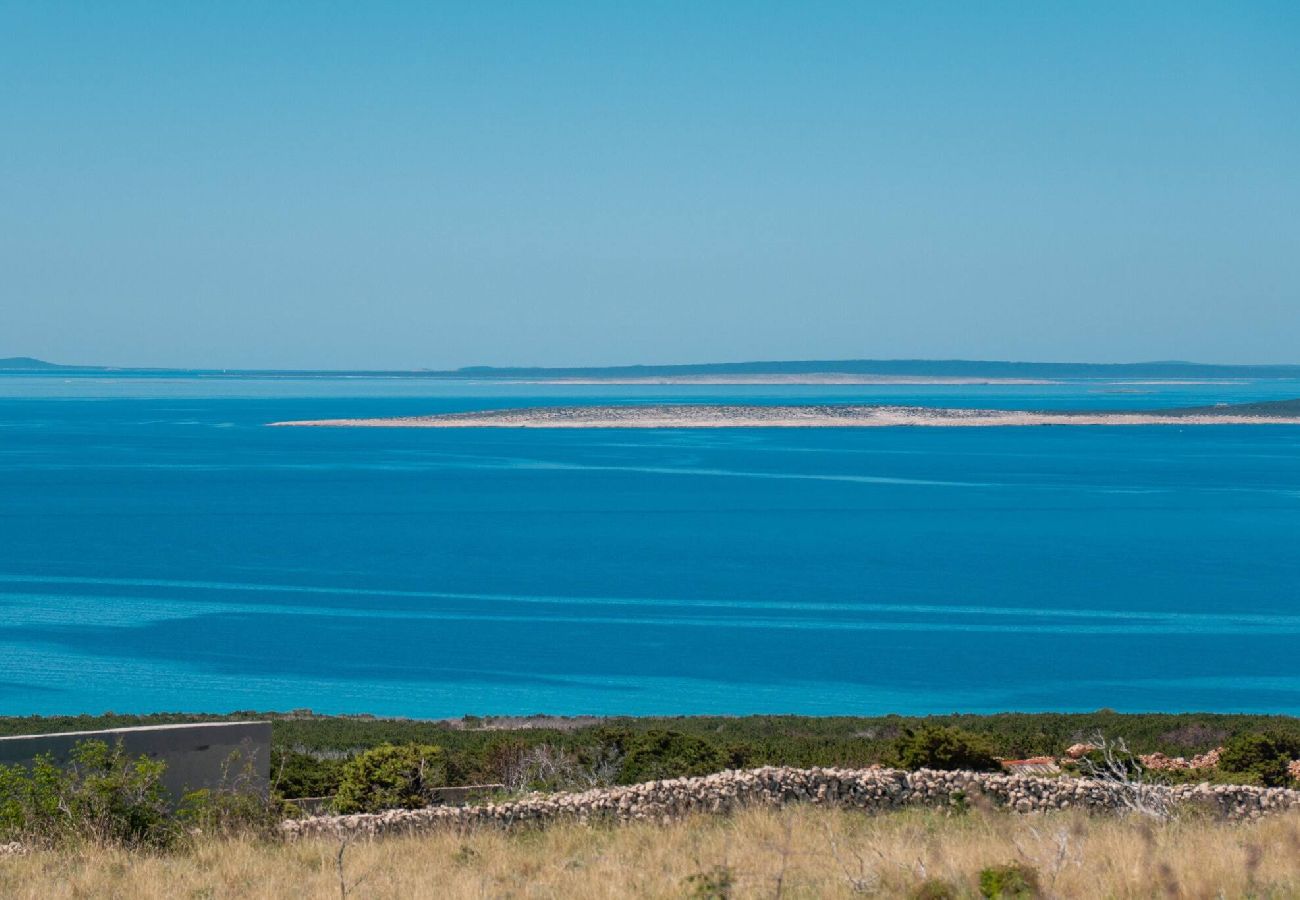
[270,402,1300,429]
[516,374,1055,385]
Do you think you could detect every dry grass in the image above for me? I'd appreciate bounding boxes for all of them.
[4,805,1300,899]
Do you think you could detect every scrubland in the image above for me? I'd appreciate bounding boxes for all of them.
[5,804,1300,899]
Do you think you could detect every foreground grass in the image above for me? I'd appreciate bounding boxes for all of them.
[5,806,1300,899]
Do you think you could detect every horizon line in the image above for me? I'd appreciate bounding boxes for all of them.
[6,354,1300,375]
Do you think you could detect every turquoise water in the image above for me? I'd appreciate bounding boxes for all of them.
[2,374,1299,717]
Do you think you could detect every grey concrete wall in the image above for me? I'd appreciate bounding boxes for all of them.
[0,721,271,800]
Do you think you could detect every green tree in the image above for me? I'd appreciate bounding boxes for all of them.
[271,749,345,800]
[892,725,1001,772]
[617,731,729,785]
[1218,732,1300,787]
[333,743,446,814]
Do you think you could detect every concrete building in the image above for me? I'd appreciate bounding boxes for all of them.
[0,721,271,801]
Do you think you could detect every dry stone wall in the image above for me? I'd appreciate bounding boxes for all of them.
[282,766,1300,840]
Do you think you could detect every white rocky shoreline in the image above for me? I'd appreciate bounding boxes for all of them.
[523,375,1054,385]
[270,403,1300,429]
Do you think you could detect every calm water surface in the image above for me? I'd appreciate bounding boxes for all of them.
[2,374,1299,716]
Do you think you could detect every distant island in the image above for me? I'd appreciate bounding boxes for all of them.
[451,358,1300,381]
[272,398,1300,429]
[7,356,1300,382]
[0,357,77,371]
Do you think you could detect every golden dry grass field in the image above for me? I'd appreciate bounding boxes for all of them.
[4,805,1300,899]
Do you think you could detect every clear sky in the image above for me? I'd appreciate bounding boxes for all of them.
[3,1,1298,369]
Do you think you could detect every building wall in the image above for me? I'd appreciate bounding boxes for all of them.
[0,721,271,800]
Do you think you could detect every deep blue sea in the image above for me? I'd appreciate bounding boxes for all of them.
[3,374,1299,717]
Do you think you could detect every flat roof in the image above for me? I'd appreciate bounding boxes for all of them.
[0,721,269,742]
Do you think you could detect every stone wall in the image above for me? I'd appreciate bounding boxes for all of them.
[282,766,1300,840]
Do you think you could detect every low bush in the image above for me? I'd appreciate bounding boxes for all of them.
[615,731,730,785]
[332,743,447,814]
[0,740,174,849]
[0,739,284,848]
[178,749,285,837]
[892,726,1001,772]
[978,862,1041,898]
[684,864,735,898]
[911,878,959,899]
[271,749,345,799]
[484,740,621,792]
[1218,732,1300,788]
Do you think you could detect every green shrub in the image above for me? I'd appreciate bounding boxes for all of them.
[0,756,59,838]
[177,785,283,837]
[893,726,1001,772]
[271,749,345,799]
[0,740,175,849]
[911,878,960,899]
[332,743,446,814]
[979,862,1041,898]
[684,864,734,898]
[178,748,284,837]
[616,731,729,785]
[1218,732,1300,787]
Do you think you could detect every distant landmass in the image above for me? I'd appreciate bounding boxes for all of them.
[5,356,1300,379]
[455,359,1300,380]
[273,397,1300,429]
[0,357,76,370]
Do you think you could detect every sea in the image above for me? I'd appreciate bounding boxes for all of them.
[2,373,1299,718]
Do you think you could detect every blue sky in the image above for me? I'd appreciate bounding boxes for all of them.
[3,1,1297,369]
